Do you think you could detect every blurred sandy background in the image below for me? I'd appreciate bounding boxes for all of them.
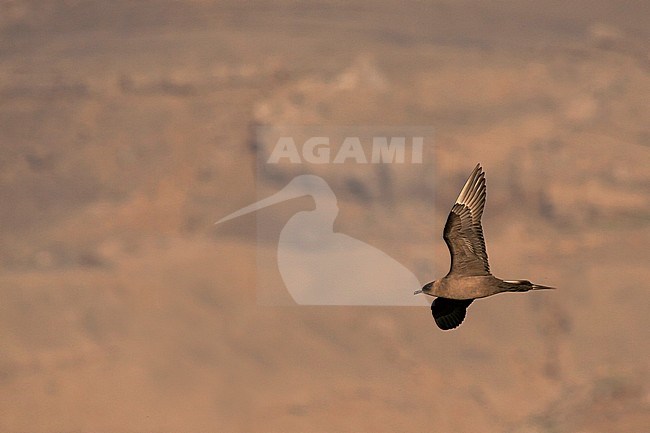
[1,1,649,432]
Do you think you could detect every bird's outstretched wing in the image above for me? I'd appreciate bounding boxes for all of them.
[431,297,474,330]
[443,163,490,276]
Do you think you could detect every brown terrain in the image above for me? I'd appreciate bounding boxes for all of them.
[1,1,649,432]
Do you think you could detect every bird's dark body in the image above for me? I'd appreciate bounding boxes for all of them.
[429,275,505,300]
[418,164,556,330]
[429,276,551,300]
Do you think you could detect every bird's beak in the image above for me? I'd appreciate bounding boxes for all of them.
[413,289,423,295]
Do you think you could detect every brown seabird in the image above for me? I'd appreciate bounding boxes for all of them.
[414,163,555,330]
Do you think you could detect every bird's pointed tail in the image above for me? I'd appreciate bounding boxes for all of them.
[531,283,556,290]
[503,280,556,292]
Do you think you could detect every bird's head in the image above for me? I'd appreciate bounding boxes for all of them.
[414,281,435,296]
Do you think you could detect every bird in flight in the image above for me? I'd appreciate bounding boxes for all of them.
[414,163,555,330]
